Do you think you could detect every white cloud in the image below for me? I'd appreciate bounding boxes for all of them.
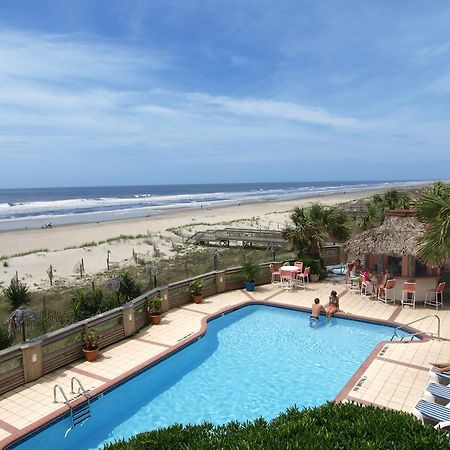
[187,93,364,128]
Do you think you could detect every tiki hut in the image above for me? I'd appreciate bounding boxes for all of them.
[344,210,424,259]
[344,210,440,300]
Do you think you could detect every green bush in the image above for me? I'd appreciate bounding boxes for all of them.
[70,288,106,321]
[102,402,450,450]
[0,326,13,350]
[298,254,327,280]
[4,279,31,311]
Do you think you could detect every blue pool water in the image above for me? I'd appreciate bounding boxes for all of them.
[13,305,405,449]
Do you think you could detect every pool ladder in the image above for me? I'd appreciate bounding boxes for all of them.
[53,377,92,434]
[390,314,441,341]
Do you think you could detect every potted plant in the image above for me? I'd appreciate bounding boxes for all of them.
[242,261,261,292]
[300,255,326,282]
[188,280,203,304]
[82,329,99,362]
[148,295,162,325]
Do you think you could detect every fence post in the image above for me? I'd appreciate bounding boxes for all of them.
[21,340,43,383]
[215,271,226,293]
[160,287,169,313]
[122,304,136,337]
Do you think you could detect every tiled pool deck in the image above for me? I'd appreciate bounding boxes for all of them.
[1,279,449,447]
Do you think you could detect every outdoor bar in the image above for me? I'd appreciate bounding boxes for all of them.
[344,210,440,302]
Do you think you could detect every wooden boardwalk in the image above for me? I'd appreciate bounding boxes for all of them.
[186,228,285,248]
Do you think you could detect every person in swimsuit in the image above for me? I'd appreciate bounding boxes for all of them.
[311,298,325,320]
[310,298,325,327]
[325,290,340,318]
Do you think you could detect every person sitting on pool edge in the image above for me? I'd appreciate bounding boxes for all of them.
[310,297,326,321]
[325,290,340,319]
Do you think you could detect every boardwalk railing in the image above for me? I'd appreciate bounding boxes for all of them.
[0,264,271,395]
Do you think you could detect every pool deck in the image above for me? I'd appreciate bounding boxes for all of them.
[1,279,450,447]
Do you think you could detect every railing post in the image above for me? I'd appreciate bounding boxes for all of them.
[216,271,226,293]
[21,340,43,383]
[160,287,169,312]
[122,304,136,337]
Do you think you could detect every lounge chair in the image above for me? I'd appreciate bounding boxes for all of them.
[413,398,450,425]
[424,381,450,405]
[429,368,450,385]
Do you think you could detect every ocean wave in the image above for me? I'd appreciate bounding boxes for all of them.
[0,181,423,226]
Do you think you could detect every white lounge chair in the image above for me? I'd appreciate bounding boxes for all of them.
[413,398,450,425]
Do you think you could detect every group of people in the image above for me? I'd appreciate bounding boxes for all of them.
[310,290,339,326]
[347,259,392,297]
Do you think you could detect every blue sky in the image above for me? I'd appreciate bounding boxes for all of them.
[0,1,449,187]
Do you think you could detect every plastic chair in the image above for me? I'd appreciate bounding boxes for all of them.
[401,282,416,308]
[378,279,396,304]
[295,267,310,288]
[425,282,446,310]
[269,263,281,283]
[294,261,303,272]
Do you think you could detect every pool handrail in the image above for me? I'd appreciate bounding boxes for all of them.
[391,314,440,341]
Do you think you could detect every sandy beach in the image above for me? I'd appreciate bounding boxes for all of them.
[0,186,423,291]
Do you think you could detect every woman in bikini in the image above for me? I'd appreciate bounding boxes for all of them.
[326,290,340,318]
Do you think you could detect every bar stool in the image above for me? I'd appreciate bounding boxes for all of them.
[269,263,281,283]
[378,279,396,304]
[401,282,416,308]
[425,282,446,310]
[349,275,360,293]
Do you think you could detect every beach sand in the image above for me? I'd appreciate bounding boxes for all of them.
[0,186,421,291]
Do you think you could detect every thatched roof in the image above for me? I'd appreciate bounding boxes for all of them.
[344,210,425,257]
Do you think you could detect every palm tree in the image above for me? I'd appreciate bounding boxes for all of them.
[358,189,412,231]
[415,182,450,267]
[283,203,350,259]
[4,279,31,311]
[358,202,383,231]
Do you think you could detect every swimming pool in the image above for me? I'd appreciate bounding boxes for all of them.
[12,305,408,449]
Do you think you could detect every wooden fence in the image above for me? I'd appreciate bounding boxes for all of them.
[0,264,271,395]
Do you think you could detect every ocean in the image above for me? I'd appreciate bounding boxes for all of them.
[0,181,424,231]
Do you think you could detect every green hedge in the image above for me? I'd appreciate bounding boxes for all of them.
[102,402,450,450]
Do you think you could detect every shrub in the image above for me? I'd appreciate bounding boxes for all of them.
[0,326,13,350]
[242,260,261,282]
[102,402,450,450]
[70,288,105,321]
[187,280,203,296]
[118,272,142,303]
[298,254,327,280]
[4,279,31,311]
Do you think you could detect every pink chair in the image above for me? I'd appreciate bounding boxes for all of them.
[401,282,416,309]
[269,263,281,283]
[295,267,310,289]
[425,282,446,310]
[377,279,396,304]
[294,261,303,272]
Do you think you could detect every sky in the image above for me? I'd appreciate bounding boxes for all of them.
[0,0,449,188]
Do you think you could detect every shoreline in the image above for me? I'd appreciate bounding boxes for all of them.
[0,183,428,290]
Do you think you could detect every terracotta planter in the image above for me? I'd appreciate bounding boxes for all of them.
[310,274,320,283]
[192,294,202,304]
[150,313,162,325]
[83,347,99,362]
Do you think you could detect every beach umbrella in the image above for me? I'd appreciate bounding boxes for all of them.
[7,305,37,342]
